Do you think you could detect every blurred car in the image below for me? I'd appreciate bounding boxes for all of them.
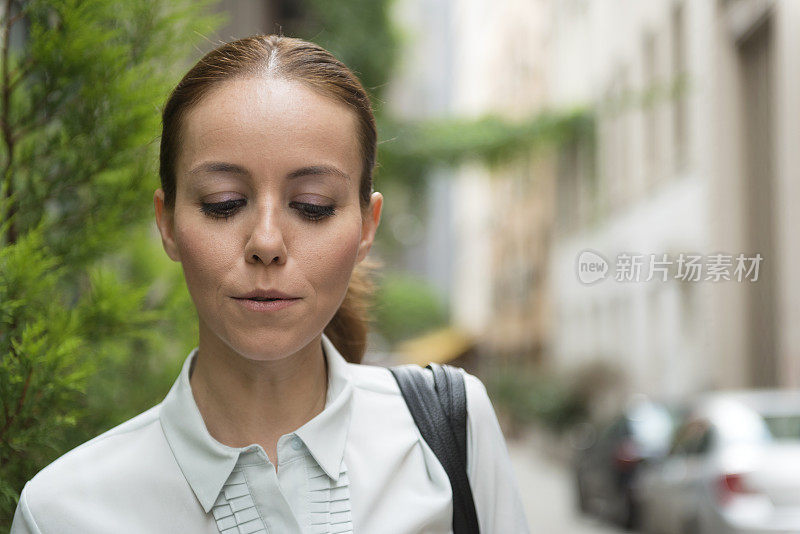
[636,389,800,534]
[573,397,678,529]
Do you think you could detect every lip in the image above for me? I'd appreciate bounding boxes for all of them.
[235,289,298,300]
[231,289,301,313]
[233,297,299,312]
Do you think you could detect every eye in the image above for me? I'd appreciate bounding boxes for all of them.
[290,201,336,222]
[199,199,246,220]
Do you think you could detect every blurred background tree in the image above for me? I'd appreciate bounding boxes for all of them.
[0,0,219,525]
[288,0,398,98]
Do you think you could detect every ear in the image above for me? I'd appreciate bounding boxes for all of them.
[154,188,181,262]
[356,191,383,263]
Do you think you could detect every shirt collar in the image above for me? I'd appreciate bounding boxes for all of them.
[159,333,354,513]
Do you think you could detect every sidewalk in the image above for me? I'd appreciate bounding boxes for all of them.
[506,428,623,534]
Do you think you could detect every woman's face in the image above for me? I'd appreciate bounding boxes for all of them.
[154,76,382,362]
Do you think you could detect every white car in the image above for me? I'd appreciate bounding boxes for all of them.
[636,389,800,534]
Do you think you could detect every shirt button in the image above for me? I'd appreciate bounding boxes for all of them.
[291,436,303,451]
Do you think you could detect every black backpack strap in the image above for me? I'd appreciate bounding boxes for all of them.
[427,363,469,470]
[389,364,480,534]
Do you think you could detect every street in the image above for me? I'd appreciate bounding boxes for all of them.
[507,430,623,534]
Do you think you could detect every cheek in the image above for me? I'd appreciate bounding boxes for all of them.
[300,221,362,295]
[173,220,237,292]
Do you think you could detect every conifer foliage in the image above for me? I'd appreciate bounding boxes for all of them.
[0,0,217,525]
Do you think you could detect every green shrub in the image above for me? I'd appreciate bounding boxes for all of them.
[0,1,219,526]
[371,272,448,345]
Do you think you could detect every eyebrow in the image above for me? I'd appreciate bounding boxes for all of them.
[287,165,352,184]
[188,162,351,184]
[188,161,250,177]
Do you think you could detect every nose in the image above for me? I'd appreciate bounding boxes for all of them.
[243,205,288,266]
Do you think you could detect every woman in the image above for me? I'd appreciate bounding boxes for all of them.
[11,35,528,533]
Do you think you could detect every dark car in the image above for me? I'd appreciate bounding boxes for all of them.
[573,398,679,529]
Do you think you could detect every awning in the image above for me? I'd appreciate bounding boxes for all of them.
[396,327,475,367]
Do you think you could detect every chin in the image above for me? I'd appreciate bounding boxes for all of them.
[225,329,323,362]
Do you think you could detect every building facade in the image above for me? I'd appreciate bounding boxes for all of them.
[547,0,800,400]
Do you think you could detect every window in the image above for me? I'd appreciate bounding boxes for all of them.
[671,2,688,170]
[642,31,658,186]
[669,419,713,456]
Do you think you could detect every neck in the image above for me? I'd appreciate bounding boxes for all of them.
[189,327,329,463]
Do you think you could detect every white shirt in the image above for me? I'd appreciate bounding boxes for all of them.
[11,333,529,533]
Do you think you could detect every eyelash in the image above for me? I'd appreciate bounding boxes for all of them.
[198,200,336,222]
[290,202,336,221]
[199,199,245,220]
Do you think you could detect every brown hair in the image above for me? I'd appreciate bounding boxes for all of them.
[159,35,377,363]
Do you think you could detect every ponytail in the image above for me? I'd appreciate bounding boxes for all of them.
[324,258,379,363]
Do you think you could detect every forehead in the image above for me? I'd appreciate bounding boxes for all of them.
[177,76,361,179]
